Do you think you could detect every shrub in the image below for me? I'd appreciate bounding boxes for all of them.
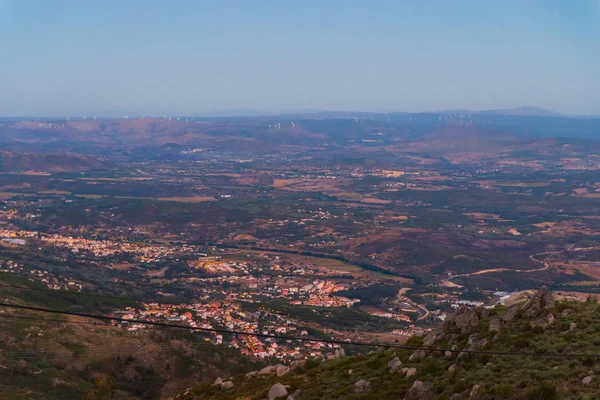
[524,380,559,400]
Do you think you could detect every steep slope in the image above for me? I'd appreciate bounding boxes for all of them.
[174,287,600,400]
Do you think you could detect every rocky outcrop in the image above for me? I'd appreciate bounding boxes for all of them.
[522,286,555,315]
[501,305,520,322]
[503,290,535,307]
[423,331,443,347]
[268,383,288,400]
[489,317,502,333]
[454,308,479,328]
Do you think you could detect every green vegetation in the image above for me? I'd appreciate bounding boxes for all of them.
[177,299,600,399]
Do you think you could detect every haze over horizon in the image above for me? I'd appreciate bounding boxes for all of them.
[1,0,599,117]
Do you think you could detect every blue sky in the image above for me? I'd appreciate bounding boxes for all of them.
[0,0,598,116]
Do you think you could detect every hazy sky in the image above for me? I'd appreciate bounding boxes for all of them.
[1,0,599,116]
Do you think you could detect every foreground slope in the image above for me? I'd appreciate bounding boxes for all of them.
[174,288,600,400]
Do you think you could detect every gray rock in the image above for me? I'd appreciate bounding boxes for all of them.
[489,317,502,333]
[268,383,289,400]
[354,379,370,393]
[470,384,482,398]
[531,314,554,329]
[289,360,306,370]
[406,367,417,378]
[245,371,257,380]
[400,367,409,375]
[569,322,577,331]
[501,305,520,322]
[388,356,402,372]
[475,307,490,319]
[220,381,234,390]
[583,375,594,384]
[409,349,427,361]
[276,365,290,376]
[455,308,479,328]
[423,331,442,347]
[504,291,534,307]
[348,369,353,375]
[522,286,554,315]
[258,365,277,376]
[287,389,301,400]
[444,350,454,358]
[560,308,572,316]
[406,380,429,398]
[468,334,479,345]
[213,377,223,386]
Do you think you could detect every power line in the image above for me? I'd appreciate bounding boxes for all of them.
[1,302,599,358]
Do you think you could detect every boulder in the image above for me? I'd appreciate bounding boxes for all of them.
[501,305,520,322]
[276,365,290,376]
[400,367,409,375]
[213,377,223,386]
[354,380,370,393]
[583,376,594,385]
[423,331,442,347]
[569,322,577,331]
[220,381,234,390]
[268,383,289,400]
[289,360,306,370]
[489,317,502,333]
[409,349,427,361]
[560,308,572,317]
[522,286,554,315]
[258,365,277,377]
[470,384,482,398]
[388,357,403,372]
[406,367,417,378]
[504,290,534,307]
[455,308,479,328]
[531,313,554,329]
[406,380,429,398]
[474,307,490,319]
[348,369,353,375]
[287,390,301,400]
[245,371,257,380]
[444,350,454,358]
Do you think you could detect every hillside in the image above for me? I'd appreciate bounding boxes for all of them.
[173,287,600,400]
[0,150,110,173]
[0,275,262,399]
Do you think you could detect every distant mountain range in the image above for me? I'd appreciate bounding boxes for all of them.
[2,106,598,120]
[442,106,562,117]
